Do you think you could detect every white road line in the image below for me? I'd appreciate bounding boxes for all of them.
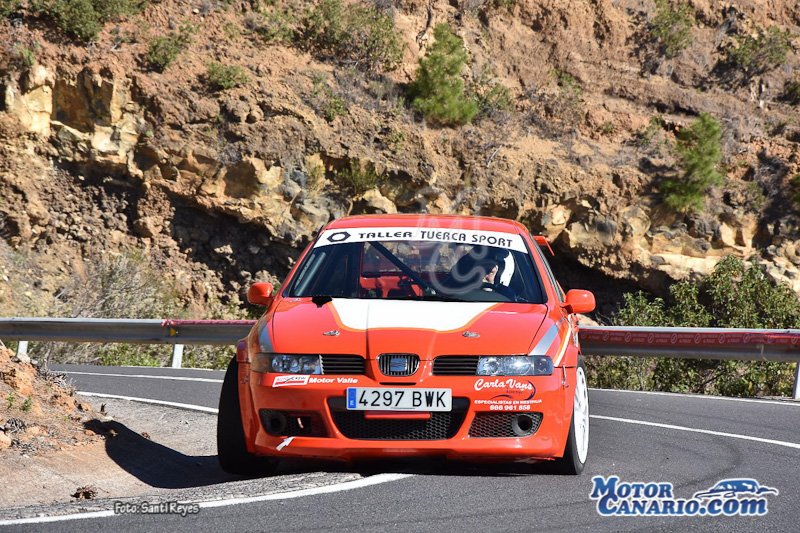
[63,371,223,383]
[5,389,792,527]
[589,387,799,407]
[78,392,219,414]
[0,474,412,527]
[198,473,412,509]
[591,414,800,450]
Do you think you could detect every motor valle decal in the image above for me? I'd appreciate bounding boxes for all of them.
[271,375,359,387]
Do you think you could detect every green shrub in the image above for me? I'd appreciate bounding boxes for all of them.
[335,160,382,195]
[744,181,766,209]
[147,21,198,71]
[30,250,183,366]
[587,256,800,396]
[97,343,164,367]
[492,0,516,14]
[206,62,250,90]
[728,25,793,76]
[790,174,800,208]
[306,161,326,195]
[47,0,103,40]
[247,5,297,44]
[323,94,347,121]
[13,43,40,68]
[222,21,241,41]
[302,0,347,51]
[1,0,20,18]
[301,0,404,73]
[469,68,512,118]
[408,23,478,126]
[386,127,406,152]
[648,0,694,58]
[635,114,668,154]
[528,69,584,134]
[21,395,33,412]
[148,36,182,71]
[93,0,141,20]
[785,77,800,104]
[347,5,404,72]
[661,112,724,213]
[36,0,142,41]
[311,72,348,122]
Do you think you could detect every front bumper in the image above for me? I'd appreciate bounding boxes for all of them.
[238,364,573,462]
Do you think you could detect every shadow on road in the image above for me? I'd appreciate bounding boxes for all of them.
[268,455,568,479]
[346,458,568,477]
[84,419,232,489]
[85,418,570,488]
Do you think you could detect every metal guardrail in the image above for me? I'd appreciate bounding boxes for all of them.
[0,318,255,344]
[0,318,254,368]
[580,326,800,400]
[579,326,800,363]
[1,319,798,398]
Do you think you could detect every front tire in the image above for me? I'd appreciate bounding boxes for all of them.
[553,357,589,475]
[217,357,278,476]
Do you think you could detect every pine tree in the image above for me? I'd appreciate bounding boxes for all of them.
[409,23,477,126]
[662,112,724,212]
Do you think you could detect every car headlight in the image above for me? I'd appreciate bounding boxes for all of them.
[251,354,322,374]
[476,356,553,376]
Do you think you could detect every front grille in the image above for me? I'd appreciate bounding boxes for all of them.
[432,356,480,376]
[259,409,328,437]
[328,398,469,440]
[378,353,420,377]
[468,412,543,438]
[321,355,365,375]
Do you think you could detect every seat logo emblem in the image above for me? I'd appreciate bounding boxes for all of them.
[389,357,408,373]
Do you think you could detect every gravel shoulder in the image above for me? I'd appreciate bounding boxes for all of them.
[0,396,362,521]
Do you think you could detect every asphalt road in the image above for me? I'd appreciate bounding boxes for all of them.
[5,364,799,532]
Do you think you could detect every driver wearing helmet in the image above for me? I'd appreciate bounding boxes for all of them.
[480,249,516,299]
[440,246,516,300]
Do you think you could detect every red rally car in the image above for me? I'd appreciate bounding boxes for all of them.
[217,214,596,475]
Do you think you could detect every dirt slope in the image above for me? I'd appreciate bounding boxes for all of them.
[1,0,799,321]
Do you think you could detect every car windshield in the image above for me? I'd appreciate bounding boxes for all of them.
[286,235,545,304]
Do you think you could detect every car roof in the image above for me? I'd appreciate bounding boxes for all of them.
[324,214,528,235]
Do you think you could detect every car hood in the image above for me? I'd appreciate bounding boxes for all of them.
[270,298,547,358]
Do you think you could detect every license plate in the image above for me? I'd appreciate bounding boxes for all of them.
[346,388,452,411]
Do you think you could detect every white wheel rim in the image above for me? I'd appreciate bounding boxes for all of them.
[574,366,589,463]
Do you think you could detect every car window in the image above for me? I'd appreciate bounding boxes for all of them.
[532,239,564,302]
[287,237,545,304]
[290,243,358,297]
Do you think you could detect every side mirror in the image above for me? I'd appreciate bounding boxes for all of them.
[247,282,275,307]
[564,289,596,314]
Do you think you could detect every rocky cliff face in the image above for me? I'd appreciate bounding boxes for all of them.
[1,0,799,318]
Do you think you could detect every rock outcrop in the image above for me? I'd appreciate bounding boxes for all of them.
[1,0,799,315]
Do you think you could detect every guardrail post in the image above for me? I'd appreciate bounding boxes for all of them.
[171,344,184,369]
[16,341,28,357]
[794,363,800,401]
